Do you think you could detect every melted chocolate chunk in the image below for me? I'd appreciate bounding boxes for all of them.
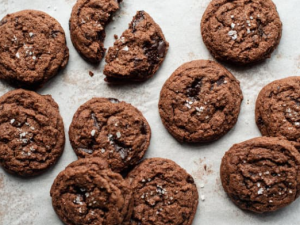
[144,37,165,70]
[131,11,145,33]
[216,76,225,86]
[186,78,202,99]
[91,113,101,129]
[158,40,167,58]
[140,123,147,134]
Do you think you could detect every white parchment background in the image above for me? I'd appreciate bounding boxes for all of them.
[0,0,300,224]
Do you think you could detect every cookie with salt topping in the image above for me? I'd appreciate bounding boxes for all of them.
[69,97,151,172]
[126,158,199,225]
[0,10,69,89]
[0,89,65,176]
[256,77,300,145]
[159,60,243,143]
[50,157,133,225]
[221,137,300,213]
[201,0,282,65]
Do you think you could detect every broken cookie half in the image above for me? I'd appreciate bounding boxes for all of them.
[104,11,169,83]
[69,0,122,63]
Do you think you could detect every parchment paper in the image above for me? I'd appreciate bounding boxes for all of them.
[0,0,300,224]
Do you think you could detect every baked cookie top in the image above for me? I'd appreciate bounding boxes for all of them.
[0,89,65,176]
[159,60,243,143]
[70,0,121,63]
[221,137,300,213]
[104,11,169,82]
[256,77,300,145]
[126,158,198,225]
[0,10,69,89]
[50,158,133,225]
[69,98,151,172]
[201,0,282,65]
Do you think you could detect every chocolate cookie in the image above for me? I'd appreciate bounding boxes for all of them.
[0,10,69,89]
[220,137,300,213]
[0,89,65,176]
[159,60,243,143]
[70,0,121,63]
[201,0,282,65]
[126,158,198,225]
[256,77,300,146]
[69,98,151,172]
[50,158,133,225]
[104,11,169,83]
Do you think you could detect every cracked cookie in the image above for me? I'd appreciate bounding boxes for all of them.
[70,0,121,63]
[69,98,151,172]
[201,0,282,65]
[0,10,69,89]
[159,60,243,143]
[126,158,198,225]
[0,89,65,176]
[221,137,300,213]
[50,157,133,225]
[256,77,300,146]
[104,10,169,83]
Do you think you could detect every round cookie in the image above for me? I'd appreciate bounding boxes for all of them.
[221,137,300,213]
[159,60,243,143]
[126,158,198,225]
[69,0,121,63]
[0,89,65,176]
[0,10,69,89]
[50,158,133,225]
[69,98,151,172]
[104,11,169,83]
[201,0,282,65]
[256,77,300,145]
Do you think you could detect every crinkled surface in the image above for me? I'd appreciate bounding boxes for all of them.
[104,11,169,82]
[201,0,282,64]
[69,0,120,63]
[221,137,300,213]
[50,158,133,225]
[69,98,151,172]
[0,89,65,176]
[126,158,198,225]
[0,10,69,89]
[256,77,300,144]
[159,60,243,143]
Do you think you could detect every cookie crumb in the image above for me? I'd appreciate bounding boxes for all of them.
[89,71,94,77]
[114,34,118,39]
